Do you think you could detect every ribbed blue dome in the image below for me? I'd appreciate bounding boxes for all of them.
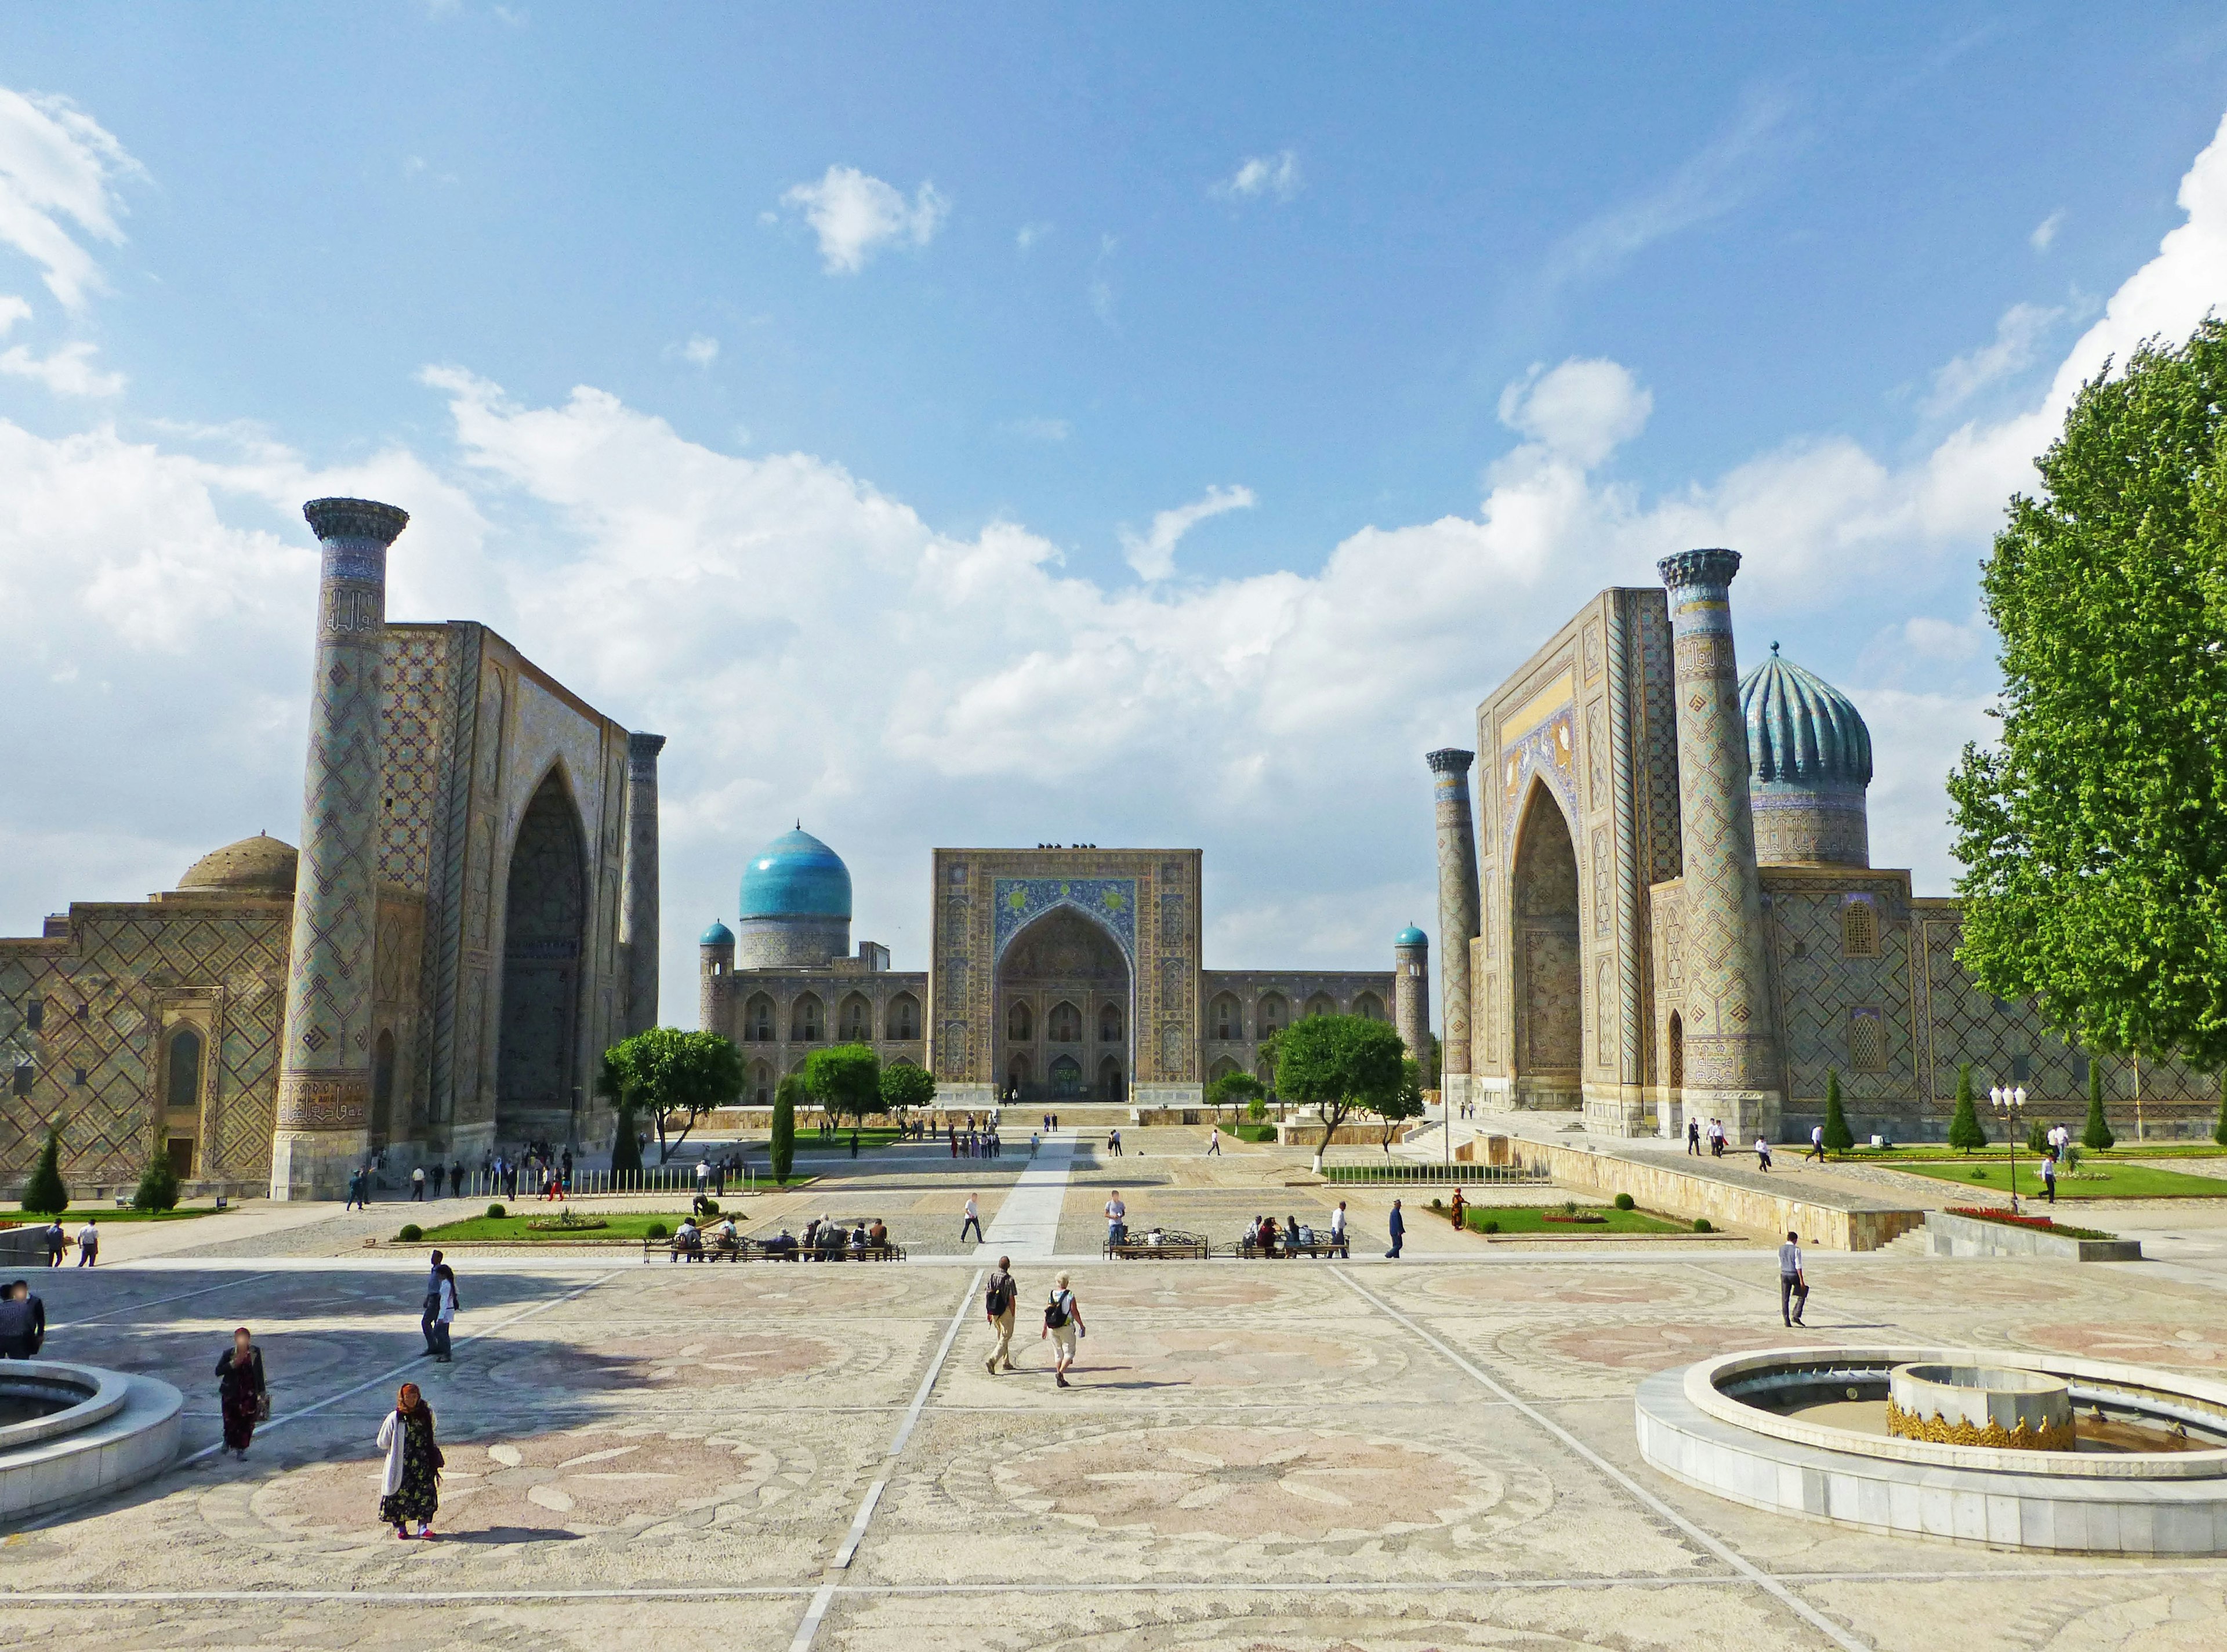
[1739,646,1873,786]
[699,919,734,946]
[738,829,853,920]
[1395,925,1427,948]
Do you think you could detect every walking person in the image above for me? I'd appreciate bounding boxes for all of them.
[450,1159,465,1199]
[215,1326,266,1460]
[1449,1188,1466,1232]
[377,1382,443,1540]
[0,1280,45,1359]
[1330,1200,1349,1258]
[1805,1123,1826,1163]
[75,1217,97,1266]
[1686,1118,1701,1156]
[2041,1149,2058,1205]
[411,1164,426,1201]
[1206,1123,1222,1156]
[983,1255,1017,1374]
[419,1250,447,1357]
[429,1262,459,1363]
[1755,1135,1773,1172]
[1778,1231,1809,1328]
[960,1193,985,1247]
[44,1217,65,1267]
[1385,1199,1405,1259]
[345,1165,368,1210]
[1104,1190,1126,1245]
[1041,1270,1085,1388]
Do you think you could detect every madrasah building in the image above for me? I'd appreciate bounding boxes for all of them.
[1425,547,2215,1142]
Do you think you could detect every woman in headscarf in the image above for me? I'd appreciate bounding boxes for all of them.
[377,1382,442,1538]
[214,1326,265,1458]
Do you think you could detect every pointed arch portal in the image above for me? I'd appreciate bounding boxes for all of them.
[497,768,587,1145]
[1510,779,1582,1108]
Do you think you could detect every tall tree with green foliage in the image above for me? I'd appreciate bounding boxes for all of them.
[770,1073,799,1184]
[596,1027,745,1164]
[1375,1056,1427,1150]
[1947,319,2227,1073]
[1947,1062,1989,1151]
[878,1059,935,1119]
[1265,1014,1410,1174]
[132,1131,180,1212]
[23,1124,68,1215]
[1821,1069,1854,1154]
[804,1043,882,1125]
[2213,1069,2227,1148]
[2083,1058,2117,1149]
[1203,1069,1263,1123]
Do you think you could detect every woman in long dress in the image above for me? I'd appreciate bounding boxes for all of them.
[377,1382,441,1538]
[214,1326,264,1459]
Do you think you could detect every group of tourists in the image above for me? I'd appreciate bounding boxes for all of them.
[948,1121,999,1158]
[28,1217,97,1266]
[1240,1206,1351,1257]
[981,1256,1086,1387]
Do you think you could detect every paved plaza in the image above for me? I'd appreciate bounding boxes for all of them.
[8,1128,2227,1651]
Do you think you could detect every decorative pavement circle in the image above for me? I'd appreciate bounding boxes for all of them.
[2014,1320,2227,1369]
[1085,1326,1402,1392]
[988,1424,1507,1540]
[1401,1266,1737,1312]
[1062,1273,1330,1314]
[654,1268,930,1313]
[476,1328,854,1391]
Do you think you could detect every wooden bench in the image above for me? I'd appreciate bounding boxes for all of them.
[799,1240,905,1262]
[645,1231,744,1262]
[1227,1237,1348,1259]
[1104,1230,1210,1260]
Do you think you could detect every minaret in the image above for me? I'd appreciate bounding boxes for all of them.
[620,732,666,1034]
[1393,925,1430,1069]
[1656,549,1781,1137]
[1426,749,1481,1104]
[269,497,409,1200]
[699,920,735,1036]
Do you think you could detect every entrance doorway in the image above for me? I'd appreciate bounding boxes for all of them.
[995,905,1130,1105]
[1510,782,1582,1108]
[497,769,587,1145]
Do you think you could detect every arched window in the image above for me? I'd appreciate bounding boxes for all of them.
[1849,1010,1887,1073]
[1667,1012,1684,1090]
[1304,992,1336,1019]
[839,993,872,1041]
[791,994,823,1043]
[165,1027,204,1112]
[1208,1055,1240,1081]
[1257,993,1287,1036]
[371,1028,396,1139]
[1210,992,1242,1040]
[744,993,775,1041]
[1842,900,1878,958]
[1049,1001,1083,1043]
[1007,1000,1033,1042]
[750,1059,772,1106]
[1098,1003,1123,1043]
[1050,1054,1085,1097]
[888,993,920,1041]
[1098,1055,1123,1102]
[1352,992,1384,1022]
[1008,1054,1032,1095]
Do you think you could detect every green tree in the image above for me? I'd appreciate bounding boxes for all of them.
[609,1098,643,1188]
[2213,1068,2227,1148]
[2083,1058,2117,1149]
[1821,1069,1854,1154]
[1203,1069,1263,1123]
[1375,1056,1427,1150]
[804,1042,882,1125]
[1947,319,2227,1072]
[21,1124,67,1215]
[596,1027,744,1164]
[1267,1014,1411,1174]
[132,1132,180,1212]
[770,1073,799,1184]
[1947,1062,1989,1151]
[878,1059,936,1118]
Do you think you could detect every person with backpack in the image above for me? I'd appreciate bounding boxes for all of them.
[983,1255,1018,1374]
[1041,1270,1085,1388]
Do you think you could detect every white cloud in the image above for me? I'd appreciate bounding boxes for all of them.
[2031,208,2066,252]
[1214,150,1301,202]
[1921,301,2062,416]
[780,165,948,274]
[1119,484,1256,581]
[0,338,124,396]
[676,333,719,368]
[0,88,142,310]
[1002,416,1069,442]
[1497,357,1654,468]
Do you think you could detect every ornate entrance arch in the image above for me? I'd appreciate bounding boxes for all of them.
[1510,780,1582,1109]
[995,905,1132,1104]
[496,768,586,1145]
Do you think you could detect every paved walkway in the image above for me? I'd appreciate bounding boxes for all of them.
[974,1131,1076,1261]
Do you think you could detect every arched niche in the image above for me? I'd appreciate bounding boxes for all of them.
[1510,778,1583,1109]
[496,767,587,1145]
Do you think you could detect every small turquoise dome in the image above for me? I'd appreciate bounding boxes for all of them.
[699,919,734,946]
[1395,925,1427,949]
[1739,645,1873,786]
[739,828,853,921]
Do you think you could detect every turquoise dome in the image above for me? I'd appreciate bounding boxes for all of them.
[738,828,853,921]
[699,919,734,946]
[1739,645,1873,786]
[1395,925,1427,948]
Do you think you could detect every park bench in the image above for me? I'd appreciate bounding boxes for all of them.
[1104,1229,1210,1260]
[801,1239,905,1262]
[1227,1235,1348,1259]
[645,1229,744,1262]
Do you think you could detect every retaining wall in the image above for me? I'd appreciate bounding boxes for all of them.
[1521,1142,1925,1251]
[1924,1209,2143,1262]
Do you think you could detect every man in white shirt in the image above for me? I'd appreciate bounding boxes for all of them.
[1778,1230,1808,1327]
[75,1219,98,1267]
[1329,1201,1349,1258]
[1104,1191,1126,1243]
[960,1193,984,1246]
[1806,1122,1826,1162]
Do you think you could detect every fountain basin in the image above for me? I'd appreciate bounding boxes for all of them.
[0,1361,181,1523]
[1888,1361,2076,1451]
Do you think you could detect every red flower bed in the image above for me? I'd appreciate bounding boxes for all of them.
[1945,1206,2117,1241]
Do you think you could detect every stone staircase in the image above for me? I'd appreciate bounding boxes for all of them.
[1878,1224,1935,1257]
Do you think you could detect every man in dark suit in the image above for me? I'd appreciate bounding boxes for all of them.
[1385,1199,1405,1259]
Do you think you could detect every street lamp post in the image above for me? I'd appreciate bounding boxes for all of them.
[1991,1085,2027,1214]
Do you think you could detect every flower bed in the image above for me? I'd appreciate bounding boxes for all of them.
[1944,1206,2117,1241]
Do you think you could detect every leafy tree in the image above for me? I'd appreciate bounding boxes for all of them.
[1947,1063,1989,1152]
[804,1043,882,1125]
[770,1073,799,1184]
[1267,1014,1411,1174]
[2214,1069,2227,1148]
[1821,1069,1854,1154]
[1203,1070,1263,1122]
[879,1059,935,1118]
[2083,1058,2116,1149]
[21,1125,67,1215]
[132,1132,180,1212]
[1374,1056,1427,1150]
[1947,320,2227,1071]
[596,1027,744,1164]
[609,1099,643,1188]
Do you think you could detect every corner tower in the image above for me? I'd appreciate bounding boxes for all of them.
[1426,749,1481,1105]
[620,731,666,1032]
[698,919,734,1035]
[1656,549,1780,1137]
[1393,925,1430,1070]
[270,496,408,1200]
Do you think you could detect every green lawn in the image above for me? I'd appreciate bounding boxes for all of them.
[1453,1204,1691,1235]
[2,1205,231,1224]
[414,1211,699,1242]
[1888,1160,2227,1199]
[1233,1123,1279,1143]
[1840,1143,2227,1163]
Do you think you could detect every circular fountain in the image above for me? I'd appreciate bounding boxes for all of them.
[0,1361,182,1522]
[1635,1346,2227,1553]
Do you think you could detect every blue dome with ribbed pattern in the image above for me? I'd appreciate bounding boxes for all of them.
[738,829,852,920]
[1739,645,1873,786]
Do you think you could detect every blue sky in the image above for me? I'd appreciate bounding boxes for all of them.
[6,5,2227,1020]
